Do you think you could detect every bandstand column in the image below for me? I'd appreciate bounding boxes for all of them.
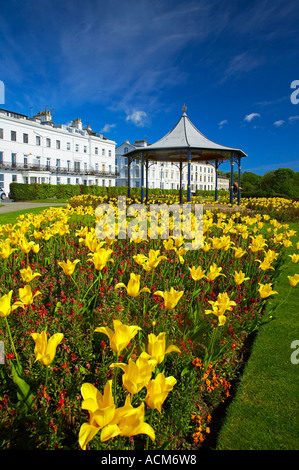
[141,152,144,204]
[230,153,234,207]
[145,159,149,204]
[179,162,183,204]
[215,160,219,202]
[187,149,191,203]
[238,157,241,206]
[127,156,131,199]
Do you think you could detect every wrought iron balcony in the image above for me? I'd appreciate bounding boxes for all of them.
[0,161,119,177]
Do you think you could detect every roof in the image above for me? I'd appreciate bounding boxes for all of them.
[126,110,247,163]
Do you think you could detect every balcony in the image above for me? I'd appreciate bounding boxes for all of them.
[0,161,119,178]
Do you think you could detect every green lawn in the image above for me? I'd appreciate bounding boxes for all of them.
[215,222,299,450]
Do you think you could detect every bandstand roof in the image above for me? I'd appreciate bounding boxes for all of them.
[126,107,247,163]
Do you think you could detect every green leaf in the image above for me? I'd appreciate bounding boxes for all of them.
[11,362,34,411]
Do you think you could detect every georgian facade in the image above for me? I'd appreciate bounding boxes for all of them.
[0,108,117,195]
[116,140,216,192]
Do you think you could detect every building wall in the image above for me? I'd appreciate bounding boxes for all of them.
[116,140,216,192]
[0,109,116,195]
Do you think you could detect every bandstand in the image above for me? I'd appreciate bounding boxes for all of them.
[125,106,247,206]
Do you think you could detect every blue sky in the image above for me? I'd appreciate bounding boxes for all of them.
[0,0,299,175]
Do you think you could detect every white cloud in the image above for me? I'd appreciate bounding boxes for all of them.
[218,119,228,129]
[100,123,116,133]
[288,115,299,122]
[126,110,147,127]
[244,113,261,122]
[274,120,285,127]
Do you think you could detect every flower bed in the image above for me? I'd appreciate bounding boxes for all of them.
[0,200,298,450]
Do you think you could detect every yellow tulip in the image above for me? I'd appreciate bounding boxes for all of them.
[145,373,177,413]
[0,291,19,318]
[288,274,299,287]
[95,319,141,354]
[31,330,64,366]
[258,283,278,298]
[0,242,17,259]
[79,380,116,450]
[206,263,226,282]
[19,237,35,254]
[110,351,157,395]
[233,270,250,285]
[205,292,236,326]
[147,332,181,364]
[14,285,41,308]
[58,259,80,276]
[20,266,41,283]
[88,248,114,271]
[256,259,275,271]
[189,266,206,281]
[289,254,299,263]
[233,247,246,258]
[153,286,184,309]
[101,395,155,443]
[115,273,150,298]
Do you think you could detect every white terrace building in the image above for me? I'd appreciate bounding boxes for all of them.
[0,108,117,195]
[116,140,216,192]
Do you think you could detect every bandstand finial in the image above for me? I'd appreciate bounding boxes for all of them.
[182,103,187,114]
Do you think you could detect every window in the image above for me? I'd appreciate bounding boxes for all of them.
[0,174,4,188]
[74,161,80,172]
[57,177,60,185]
[109,165,112,174]
[0,151,3,164]
[56,159,60,168]
[24,156,28,168]
[36,136,41,145]
[23,133,28,143]
[84,162,87,171]
[11,131,16,141]
[84,146,87,153]
[124,147,128,154]
[76,178,79,185]
[67,142,71,150]
[11,153,16,168]
[102,179,105,186]
[0,128,3,139]
[46,138,51,147]
[75,144,79,152]
[46,158,51,169]
[12,175,17,182]
[56,140,60,149]
[67,178,71,184]
[109,180,112,186]
[108,150,111,157]
[102,164,105,172]
[95,163,99,172]
[102,148,105,156]
[95,147,98,155]
[67,160,71,171]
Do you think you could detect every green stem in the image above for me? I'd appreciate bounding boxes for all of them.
[114,353,119,407]
[5,317,21,369]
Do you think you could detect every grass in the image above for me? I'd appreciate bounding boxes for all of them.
[215,221,299,450]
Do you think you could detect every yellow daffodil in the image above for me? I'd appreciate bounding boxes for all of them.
[147,332,181,364]
[58,259,80,276]
[258,283,278,298]
[288,274,299,287]
[233,270,250,285]
[79,380,116,450]
[0,291,19,318]
[31,330,64,366]
[206,263,226,282]
[19,266,41,283]
[101,395,155,443]
[189,266,206,281]
[110,351,157,395]
[94,319,141,354]
[153,286,184,309]
[88,248,114,271]
[145,373,177,413]
[14,285,41,308]
[115,273,150,298]
[289,254,299,263]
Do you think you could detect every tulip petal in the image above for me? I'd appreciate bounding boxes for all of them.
[100,424,121,442]
[79,423,100,450]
